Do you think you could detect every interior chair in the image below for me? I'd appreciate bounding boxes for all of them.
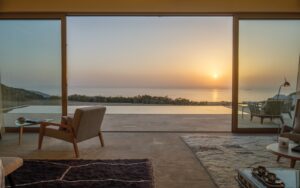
[281,99,300,143]
[248,100,284,124]
[38,106,106,158]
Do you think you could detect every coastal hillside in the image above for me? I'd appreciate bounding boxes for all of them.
[1,84,48,101]
[0,84,62,109]
[1,84,231,107]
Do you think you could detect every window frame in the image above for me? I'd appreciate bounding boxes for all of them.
[1,12,300,133]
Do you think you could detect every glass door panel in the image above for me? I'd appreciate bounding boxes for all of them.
[0,20,62,128]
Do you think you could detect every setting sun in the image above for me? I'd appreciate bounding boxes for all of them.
[212,73,219,79]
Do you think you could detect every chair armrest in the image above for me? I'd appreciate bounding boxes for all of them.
[40,122,70,130]
[61,116,74,128]
[281,125,293,133]
[40,122,76,138]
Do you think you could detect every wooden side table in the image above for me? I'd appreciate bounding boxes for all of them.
[266,143,300,168]
[15,119,52,145]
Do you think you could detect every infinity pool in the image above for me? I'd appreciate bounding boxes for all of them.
[8,105,237,115]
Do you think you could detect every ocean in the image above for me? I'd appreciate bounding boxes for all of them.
[66,87,292,102]
[6,87,295,115]
[37,87,295,103]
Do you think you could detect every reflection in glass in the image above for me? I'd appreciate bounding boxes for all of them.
[238,20,300,129]
[0,20,62,128]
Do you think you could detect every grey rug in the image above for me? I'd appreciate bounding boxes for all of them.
[181,135,300,188]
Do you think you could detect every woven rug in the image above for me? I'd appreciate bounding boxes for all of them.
[7,159,154,188]
[181,135,300,188]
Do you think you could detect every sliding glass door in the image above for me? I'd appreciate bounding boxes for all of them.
[3,15,299,133]
[237,19,300,131]
[67,16,232,132]
[0,20,62,128]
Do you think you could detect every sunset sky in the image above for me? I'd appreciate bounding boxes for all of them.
[67,16,232,89]
[239,20,300,91]
[1,17,300,96]
[0,20,61,94]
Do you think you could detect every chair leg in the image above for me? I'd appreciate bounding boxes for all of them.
[277,156,281,162]
[288,112,292,119]
[72,139,79,158]
[261,117,264,124]
[250,115,253,121]
[38,127,45,150]
[280,116,284,124]
[98,131,104,147]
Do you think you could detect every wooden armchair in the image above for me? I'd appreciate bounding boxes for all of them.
[38,106,106,158]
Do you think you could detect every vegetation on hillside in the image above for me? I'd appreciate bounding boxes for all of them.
[1,84,46,101]
[0,84,231,108]
[1,84,60,108]
[68,94,230,105]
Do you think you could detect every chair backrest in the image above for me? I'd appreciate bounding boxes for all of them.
[263,100,284,115]
[248,102,261,115]
[72,106,106,141]
[281,99,293,113]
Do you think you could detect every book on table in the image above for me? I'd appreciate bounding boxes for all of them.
[292,145,300,153]
[25,119,44,124]
[237,168,299,188]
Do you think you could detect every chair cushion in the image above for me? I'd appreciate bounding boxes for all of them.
[1,157,23,176]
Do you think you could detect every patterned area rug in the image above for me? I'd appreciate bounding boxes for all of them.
[7,159,154,188]
[181,135,300,188]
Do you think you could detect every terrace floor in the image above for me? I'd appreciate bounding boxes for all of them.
[4,113,292,132]
[0,132,218,188]
[3,104,293,132]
